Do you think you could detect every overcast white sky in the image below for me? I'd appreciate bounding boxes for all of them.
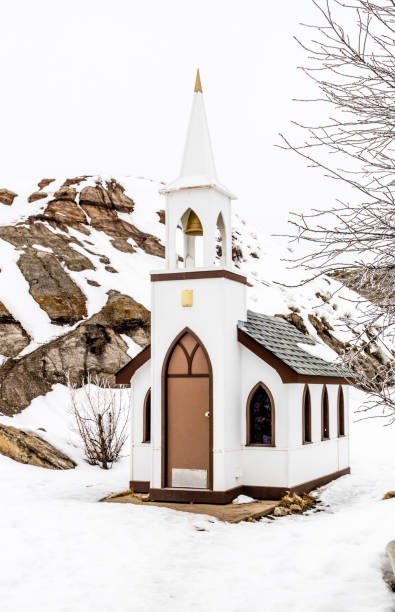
[0,0,346,235]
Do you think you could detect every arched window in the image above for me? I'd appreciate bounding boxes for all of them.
[302,384,312,444]
[321,385,330,441]
[142,388,151,443]
[247,383,275,446]
[338,386,345,437]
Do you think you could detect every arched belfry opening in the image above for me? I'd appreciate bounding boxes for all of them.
[178,208,204,268]
[215,212,227,265]
[162,328,212,489]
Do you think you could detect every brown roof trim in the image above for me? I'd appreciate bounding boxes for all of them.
[115,345,151,384]
[238,328,349,385]
[150,269,247,285]
[115,328,349,385]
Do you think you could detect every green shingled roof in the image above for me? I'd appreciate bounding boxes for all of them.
[238,310,347,378]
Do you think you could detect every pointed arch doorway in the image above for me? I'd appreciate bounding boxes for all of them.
[162,328,213,490]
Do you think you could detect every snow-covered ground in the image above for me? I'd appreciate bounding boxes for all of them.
[0,385,394,612]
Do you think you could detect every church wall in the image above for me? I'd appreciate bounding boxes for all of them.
[287,383,339,447]
[240,345,289,487]
[288,439,339,486]
[286,382,350,486]
[338,436,350,470]
[150,273,246,491]
[129,360,151,484]
[239,348,350,489]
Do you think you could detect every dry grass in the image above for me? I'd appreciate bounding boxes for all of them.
[278,491,316,513]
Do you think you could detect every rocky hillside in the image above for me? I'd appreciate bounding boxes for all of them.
[0,175,358,416]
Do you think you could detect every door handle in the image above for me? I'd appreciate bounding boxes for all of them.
[204,411,210,418]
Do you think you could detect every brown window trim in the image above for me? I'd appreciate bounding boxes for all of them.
[321,384,330,441]
[246,381,275,447]
[247,444,276,450]
[302,384,312,445]
[142,388,151,443]
[337,385,345,438]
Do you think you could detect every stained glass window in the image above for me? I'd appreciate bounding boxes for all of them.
[249,385,273,445]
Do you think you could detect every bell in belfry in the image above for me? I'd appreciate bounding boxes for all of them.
[185,210,203,236]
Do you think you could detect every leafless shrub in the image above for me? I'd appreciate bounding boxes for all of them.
[68,374,130,469]
[279,0,395,420]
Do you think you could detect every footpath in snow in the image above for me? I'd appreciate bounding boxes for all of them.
[0,386,394,612]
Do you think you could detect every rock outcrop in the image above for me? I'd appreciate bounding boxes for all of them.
[0,189,17,206]
[17,249,88,325]
[79,180,164,257]
[0,302,30,357]
[43,199,87,226]
[308,314,345,355]
[0,424,75,469]
[275,312,309,336]
[37,178,55,190]
[0,222,94,271]
[28,191,48,203]
[0,291,150,416]
[0,221,94,325]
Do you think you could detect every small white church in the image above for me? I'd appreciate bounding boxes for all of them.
[116,70,350,503]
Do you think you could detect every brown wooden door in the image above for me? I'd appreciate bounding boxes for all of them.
[165,331,211,489]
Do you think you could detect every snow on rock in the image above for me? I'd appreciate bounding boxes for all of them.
[0,174,366,416]
[0,236,64,348]
[0,174,355,360]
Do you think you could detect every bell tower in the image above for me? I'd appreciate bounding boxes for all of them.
[160,69,235,270]
[149,70,247,496]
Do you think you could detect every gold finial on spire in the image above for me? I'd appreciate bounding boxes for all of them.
[194,68,202,93]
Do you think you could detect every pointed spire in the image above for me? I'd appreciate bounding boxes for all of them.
[160,70,236,199]
[194,68,202,93]
[180,71,217,180]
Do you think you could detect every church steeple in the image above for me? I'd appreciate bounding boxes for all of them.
[160,70,235,270]
[179,68,217,183]
[161,69,235,199]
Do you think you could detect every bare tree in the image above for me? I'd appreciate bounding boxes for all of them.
[279,0,395,420]
[69,374,130,469]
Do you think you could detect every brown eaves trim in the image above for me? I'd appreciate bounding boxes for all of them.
[115,328,350,385]
[150,269,247,285]
[238,328,349,385]
[115,345,151,384]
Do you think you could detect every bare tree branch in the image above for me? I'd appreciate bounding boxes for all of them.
[68,374,130,469]
[281,0,395,419]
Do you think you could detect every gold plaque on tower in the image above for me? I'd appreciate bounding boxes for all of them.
[181,290,193,307]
